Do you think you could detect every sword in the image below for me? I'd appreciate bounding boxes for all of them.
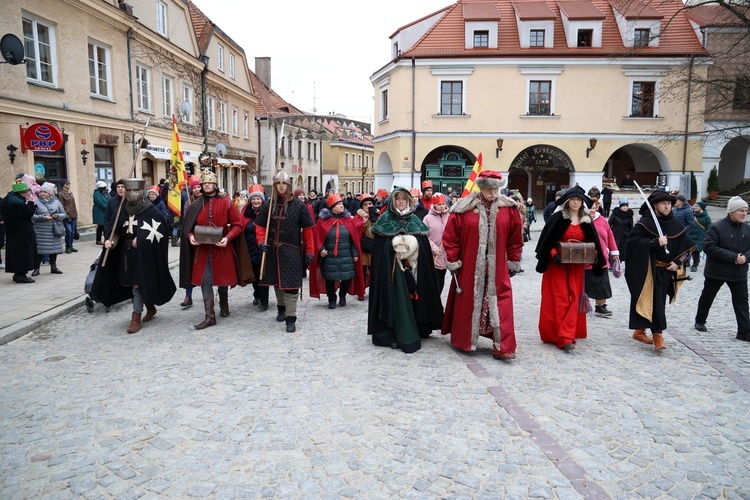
[633,181,669,255]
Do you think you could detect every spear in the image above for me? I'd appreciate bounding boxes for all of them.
[259,120,285,280]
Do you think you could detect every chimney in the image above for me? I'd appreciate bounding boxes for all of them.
[255,57,271,88]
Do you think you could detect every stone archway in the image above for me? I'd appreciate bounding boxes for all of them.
[507,144,574,206]
[718,137,750,192]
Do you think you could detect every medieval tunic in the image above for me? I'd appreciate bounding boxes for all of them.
[535,211,604,348]
[255,195,314,290]
[441,194,523,355]
[92,201,176,307]
[308,209,366,299]
[625,208,695,332]
[181,195,253,288]
[368,187,444,353]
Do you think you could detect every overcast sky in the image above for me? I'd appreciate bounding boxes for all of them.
[193,0,452,126]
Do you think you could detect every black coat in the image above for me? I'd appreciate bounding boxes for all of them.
[534,211,604,275]
[543,201,557,222]
[1,192,36,274]
[243,205,262,264]
[609,208,634,262]
[703,216,750,282]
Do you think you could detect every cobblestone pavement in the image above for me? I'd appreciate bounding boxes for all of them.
[1,209,750,498]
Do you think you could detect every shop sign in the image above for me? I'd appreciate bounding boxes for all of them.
[22,123,64,152]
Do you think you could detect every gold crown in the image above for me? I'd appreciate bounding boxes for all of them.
[200,168,218,185]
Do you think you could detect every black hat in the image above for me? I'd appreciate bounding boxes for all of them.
[647,190,677,207]
[555,185,592,208]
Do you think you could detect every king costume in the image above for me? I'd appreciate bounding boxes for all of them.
[441,171,524,360]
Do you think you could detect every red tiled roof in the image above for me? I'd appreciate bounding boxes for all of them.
[390,4,453,39]
[609,0,663,20]
[557,1,605,21]
[686,4,750,27]
[402,0,705,58]
[187,0,213,53]
[512,2,556,21]
[463,2,501,20]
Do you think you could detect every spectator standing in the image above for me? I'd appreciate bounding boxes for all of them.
[92,181,110,245]
[423,193,449,294]
[178,174,202,308]
[693,197,750,340]
[688,201,711,272]
[609,200,634,264]
[620,175,635,189]
[1,181,36,283]
[242,184,269,311]
[410,188,428,220]
[57,179,78,254]
[147,186,168,220]
[543,191,563,222]
[625,191,695,350]
[356,193,376,301]
[585,198,619,317]
[601,184,614,217]
[673,195,696,233]
[31,182,66,276]
[587,185,601,200]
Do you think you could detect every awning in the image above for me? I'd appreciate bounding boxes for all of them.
[141,149,171,160]
[215,158,232,165]
[231,159,248,166]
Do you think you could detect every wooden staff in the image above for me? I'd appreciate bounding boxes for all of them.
[102,117,150,267]
[259,120,284,280]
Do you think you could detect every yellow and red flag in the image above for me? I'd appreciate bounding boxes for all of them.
[461,152,483,198]
[167,114,188,216]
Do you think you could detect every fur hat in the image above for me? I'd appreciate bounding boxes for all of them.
[647,190,677,207]
[475,170,506,189]
[555,185,592,208]
[727,196,749,214]
[39,182,56,195]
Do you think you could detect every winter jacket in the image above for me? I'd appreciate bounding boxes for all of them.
[609,207,634,261]
[242,205,262,264]
[688,210,711,253]
[92,189,109,226]
[543,201,557,222]
[317,208,359,281]
[703,216,750,282]
[57,189,78,219]
[673,204,696,232]
[33,196,67,255]
[423,206,449,270]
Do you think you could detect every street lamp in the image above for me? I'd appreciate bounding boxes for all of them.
[586,138,597,158]
[495,138,504,158]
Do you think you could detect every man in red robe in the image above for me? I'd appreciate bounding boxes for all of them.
[441,170,524,360]
[181,169,253,329]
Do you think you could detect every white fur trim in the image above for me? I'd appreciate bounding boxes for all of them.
[392,234,420,281]
[446,260,462,271]
[507,261,521,273]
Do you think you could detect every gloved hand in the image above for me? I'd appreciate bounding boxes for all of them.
[259,243,270,253]
[553,254,562,266]
[305,254,314,267]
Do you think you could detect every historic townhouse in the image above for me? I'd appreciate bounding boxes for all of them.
[322,121,374,196]
[371,0,709,205]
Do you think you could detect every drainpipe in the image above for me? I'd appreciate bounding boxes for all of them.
[126,29,135,163]
[256,117,262,184]
[200,55,209,153]
[681,56,694,174]
[411,57,416,188]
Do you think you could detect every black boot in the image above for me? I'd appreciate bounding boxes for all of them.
[285,316,297,332]
[218,287,230,317]
[276,306,286,322]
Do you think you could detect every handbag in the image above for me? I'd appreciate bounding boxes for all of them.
[360,235,374,253]
[611,258,622,278]
[194,225,224,245]
[52,219,65,237]
[556,239,596,264]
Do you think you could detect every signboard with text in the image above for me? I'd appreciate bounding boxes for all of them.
[22,123,64,152]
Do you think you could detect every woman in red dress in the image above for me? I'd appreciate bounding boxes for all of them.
[534,186,604,351]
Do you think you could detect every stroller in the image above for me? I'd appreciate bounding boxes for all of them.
[84,254,112,313]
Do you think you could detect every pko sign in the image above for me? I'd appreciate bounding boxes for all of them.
[22,123,64,152]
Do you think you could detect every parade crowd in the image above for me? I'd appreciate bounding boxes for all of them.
[3,169,750,356]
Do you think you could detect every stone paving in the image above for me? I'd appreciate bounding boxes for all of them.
[1,205,750,498]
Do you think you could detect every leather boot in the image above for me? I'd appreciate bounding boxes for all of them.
[653,333,666,351]
[194,300,216,330]
[285,316,297,333]
[276,306,286,322]
[142,304,157,322]
[180,295,193,307]
[50,266,63,274]
[127,312,142,334]
[218,288,230,317]
[632,329,654,344]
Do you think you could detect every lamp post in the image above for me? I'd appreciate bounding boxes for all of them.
[586,138,597,158]
[361,163,369,194]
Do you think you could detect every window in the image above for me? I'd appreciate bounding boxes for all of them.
[473,30,489,48]
[136,65,151,111]
[530,30,545,47]
[440,81,464,115]
[297,140,302,159]
[88,41,110,98]
[182,86,193,124]
[345,182,349,193]
[232,106,239,136]
[287,137,292,157]
[94,146,114,185]
[380,88,389,121]
[733,76,750,109]
[243,111,249,138]
[207,96,215,130]
[307,142,311,159]
[634,29,650,47]
[577,29,592,47]
[345,153,349,168]
[217,44,224,72]
[219,101,227,132]
[280,136,285,156]
[528,80,551,115]
[313,143,317,160]
[365,156,369,169]
[23,15,56,86]
[631,82,655,117]
[358,154,362,168]
[162,76,173,117]
[229,54,235,79]
[156,1,167,37]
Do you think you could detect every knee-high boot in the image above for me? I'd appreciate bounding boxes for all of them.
[194,300,216,330]
[218,287,230,317]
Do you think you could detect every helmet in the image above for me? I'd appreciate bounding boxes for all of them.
[200,168,218,185]
[327,193,343,208]
[123,178,146,203]
[273,170,292,186]
[189,174,202,189]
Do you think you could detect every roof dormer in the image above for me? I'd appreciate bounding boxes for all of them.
[610,0,663,48]
[512,2,557,48]
[463,2,500,49]
[557,1,606,48]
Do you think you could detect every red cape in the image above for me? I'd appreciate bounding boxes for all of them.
[308,214,366,299]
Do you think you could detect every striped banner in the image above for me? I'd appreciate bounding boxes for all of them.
[460,152,483,198]
[167,114,188,216]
